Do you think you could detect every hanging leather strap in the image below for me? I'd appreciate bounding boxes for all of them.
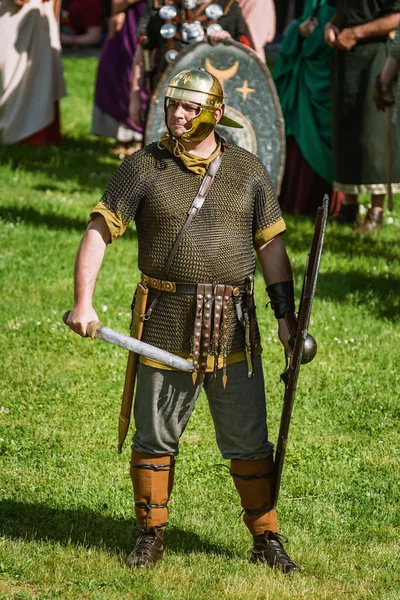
[145,151,223,319]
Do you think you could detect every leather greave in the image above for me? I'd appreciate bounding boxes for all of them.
[130,449,175,529]
[230,456,278,536]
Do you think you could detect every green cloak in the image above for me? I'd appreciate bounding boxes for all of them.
[273,0,335,185]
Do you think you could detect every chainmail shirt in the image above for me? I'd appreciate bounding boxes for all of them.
[91,141,286,356]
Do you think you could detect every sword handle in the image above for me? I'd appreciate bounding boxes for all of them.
[63,310,102,339]
[86,320,103,339]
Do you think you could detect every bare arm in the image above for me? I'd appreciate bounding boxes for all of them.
[256,235,294,355]
[53,0,62,19]
[324,15,340,48]
[61,26,102,47]
[336,12,400,51]
[129,45,145,125]
[108,12,126,37]
[66,215,111,337]
[256,235,292,285]
[112,0,142,14]
[354,12,400,40]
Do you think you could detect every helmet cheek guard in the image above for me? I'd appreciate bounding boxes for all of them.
[163,97,217,143]
[181,111,215,144]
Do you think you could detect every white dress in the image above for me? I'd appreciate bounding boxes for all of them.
[0,0,66,144]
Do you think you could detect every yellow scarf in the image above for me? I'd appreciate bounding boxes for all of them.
[158,132,221,176]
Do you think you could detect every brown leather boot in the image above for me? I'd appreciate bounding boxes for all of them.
[357,207,383,233]
[230,457,278,535]
[130,450,175,529]
[251,530,298,573]
[126,526,165,569]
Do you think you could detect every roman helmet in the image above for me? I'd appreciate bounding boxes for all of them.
[164,67,242,143]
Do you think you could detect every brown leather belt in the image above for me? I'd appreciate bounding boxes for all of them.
[141,273,242,297]
[140,273,250,387]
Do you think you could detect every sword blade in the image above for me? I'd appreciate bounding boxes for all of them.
[93,324,194,372]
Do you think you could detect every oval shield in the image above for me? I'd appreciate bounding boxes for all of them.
[145,39,285,194]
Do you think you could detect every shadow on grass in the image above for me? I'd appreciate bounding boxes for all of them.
[0,205,87,232]
[0,136,119,192]
[313,270,400,320]
[284,214,400,264]
[0,205,137,239]
[277,215,400,319]
[0,499,236,559]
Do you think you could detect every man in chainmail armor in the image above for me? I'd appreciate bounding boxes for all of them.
[67,67,298,573]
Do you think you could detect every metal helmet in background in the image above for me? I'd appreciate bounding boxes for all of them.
[164,67,242,143]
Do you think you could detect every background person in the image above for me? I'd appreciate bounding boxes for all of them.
[325,0,400,232]
[274,0,342,216]
[91,0,146,157]
[0,0,66,146]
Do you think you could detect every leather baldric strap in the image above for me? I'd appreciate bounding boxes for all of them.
[192,283,213,383]
[192,284,205,375]
[213,284,225,374]
[145,151,223,320]
[198,284,213,382]
[221,285,233,387]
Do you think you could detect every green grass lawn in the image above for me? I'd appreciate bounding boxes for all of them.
[0,56,399,600]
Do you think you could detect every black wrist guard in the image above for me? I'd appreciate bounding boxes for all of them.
[266,281,295,319]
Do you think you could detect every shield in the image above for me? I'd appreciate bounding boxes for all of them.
[145,39,285,194]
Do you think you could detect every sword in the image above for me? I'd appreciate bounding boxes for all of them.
[63,312,193,372]
[272,195,329,508]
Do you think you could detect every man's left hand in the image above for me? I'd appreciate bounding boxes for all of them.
[336,27,359,51]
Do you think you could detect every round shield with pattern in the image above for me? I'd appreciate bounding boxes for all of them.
[145,40,285,194]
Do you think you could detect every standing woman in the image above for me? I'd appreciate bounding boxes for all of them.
[0,0,66,146]
[273,0,341,215]
[91,0,147,158]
